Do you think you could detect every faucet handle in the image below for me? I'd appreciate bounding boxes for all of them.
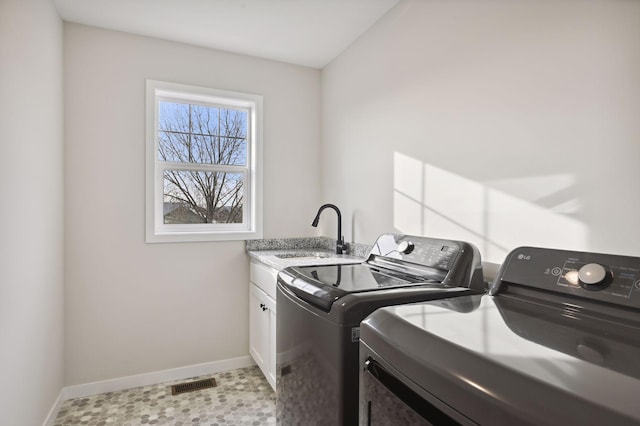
[336,238,348,255]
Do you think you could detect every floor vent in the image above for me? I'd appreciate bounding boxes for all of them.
[171,378,217,395]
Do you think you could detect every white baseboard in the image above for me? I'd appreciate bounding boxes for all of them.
[43,389,66,426]
[43,355,255,426]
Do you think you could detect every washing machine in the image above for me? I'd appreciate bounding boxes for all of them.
[276,233,484,425]
[360,246,640,425]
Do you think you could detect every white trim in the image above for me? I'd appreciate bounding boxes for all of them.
[42,389,66,426]
[145,79,263,243]
[64,355,255,400]
[43,356,255,424]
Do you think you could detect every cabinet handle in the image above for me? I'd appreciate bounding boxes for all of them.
[260,303,267,311]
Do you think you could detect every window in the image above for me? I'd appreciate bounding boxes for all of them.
[146,80,263,242]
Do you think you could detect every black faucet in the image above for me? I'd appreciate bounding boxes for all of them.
[311,204,347,255]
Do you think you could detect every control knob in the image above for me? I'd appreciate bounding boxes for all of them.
[397,241,415,254]
[578,263,611,290]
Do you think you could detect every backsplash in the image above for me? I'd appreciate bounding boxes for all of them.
[246,237,371,258]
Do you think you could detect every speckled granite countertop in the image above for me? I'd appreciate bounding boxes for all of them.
[246,237,370,270]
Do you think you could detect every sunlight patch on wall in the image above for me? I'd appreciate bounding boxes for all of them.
[393,154,424,236]
[393,152,587,263]
[423,164,486,236]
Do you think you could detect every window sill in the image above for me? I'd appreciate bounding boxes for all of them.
[146,229,263,243]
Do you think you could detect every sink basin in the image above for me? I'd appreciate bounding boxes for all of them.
[275,251,334,259]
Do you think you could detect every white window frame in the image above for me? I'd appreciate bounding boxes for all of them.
[145,80,263,243]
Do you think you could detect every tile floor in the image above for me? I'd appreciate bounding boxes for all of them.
[54,366,275,426]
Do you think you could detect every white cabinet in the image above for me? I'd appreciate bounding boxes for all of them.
[249,261,278,391]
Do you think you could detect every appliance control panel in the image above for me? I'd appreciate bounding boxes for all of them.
[367,234,484,291]
[494,246,640,309]
[368,233,462,270]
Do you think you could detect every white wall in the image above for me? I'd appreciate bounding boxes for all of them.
[322,0,640,264]
[0,0,65,424]
[64,24,321,385]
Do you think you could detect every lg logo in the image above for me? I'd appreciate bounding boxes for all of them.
[517,254,532,261]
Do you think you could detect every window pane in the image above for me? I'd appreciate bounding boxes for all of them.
[158,102,247,165]
[214,109,246,165]
[220,109,247,138]
[163,170,243,224]
[190,104,219,136]
[190,134,217,164]
[219,137,247,166]
[158,101,191,163]
[159,102,189,132]
[158,130,190,162]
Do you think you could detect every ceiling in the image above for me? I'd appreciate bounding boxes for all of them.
[53,0,400,69]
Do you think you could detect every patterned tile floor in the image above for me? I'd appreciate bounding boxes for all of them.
[54,366,275,426]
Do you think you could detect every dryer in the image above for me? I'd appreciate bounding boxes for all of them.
[360,246,640,425]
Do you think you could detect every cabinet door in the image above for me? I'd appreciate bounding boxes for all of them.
[249,284,269,374]
[268,306,277,386]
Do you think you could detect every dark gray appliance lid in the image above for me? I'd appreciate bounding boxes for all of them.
[277,233,483,312]
[361,295,640,426]
[282,263,446,311]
